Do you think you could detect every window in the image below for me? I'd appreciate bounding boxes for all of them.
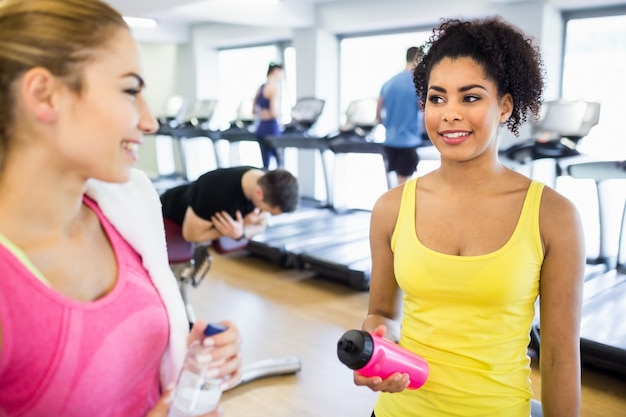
[212,44,294,167]
[559,9,626,262]
[339,31,431,126]
[562,12,626,160]
[283,45,297,124]
[215,44,295,130]
[336,30,432,210]
[215,45,280,130]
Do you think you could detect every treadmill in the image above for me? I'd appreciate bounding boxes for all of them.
[152,98,221,186]
[568,160,626,375]
[244,96,335,260]
[500,99,601,189]
[295,100,387,290]
[515,104,626,373]
[506,101,621,355]
[502,100,608,277]
[246,98,386,290]
[218,98,264,167]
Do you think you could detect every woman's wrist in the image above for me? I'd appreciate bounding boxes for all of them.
[235,230,246,241]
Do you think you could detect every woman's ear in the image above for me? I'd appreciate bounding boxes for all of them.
[499,93,514,124]
[21,67,60,124]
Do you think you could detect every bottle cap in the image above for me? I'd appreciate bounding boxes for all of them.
[204,323,228,337]
[336,329,374,370]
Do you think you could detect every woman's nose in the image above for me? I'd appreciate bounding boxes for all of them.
[138,99,159,134]
[443,103,462,123]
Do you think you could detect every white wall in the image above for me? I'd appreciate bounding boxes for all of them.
[133,0,625,112]
[135,42,196,176]
[133,0,624,180]
[135,0,618,128]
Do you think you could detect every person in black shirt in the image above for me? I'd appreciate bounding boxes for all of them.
[161,166,299,243]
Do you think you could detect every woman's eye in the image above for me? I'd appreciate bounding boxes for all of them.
[427,95,444,104]
[124,88,140,98]
[464,95,480,103]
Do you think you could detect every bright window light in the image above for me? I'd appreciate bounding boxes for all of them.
[123,16,158,28]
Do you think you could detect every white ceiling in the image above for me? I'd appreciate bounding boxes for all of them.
[106,0,347,29]
[105,0,626,38]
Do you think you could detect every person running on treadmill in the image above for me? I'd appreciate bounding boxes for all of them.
[160,166,299,244]
[253,63,284,169]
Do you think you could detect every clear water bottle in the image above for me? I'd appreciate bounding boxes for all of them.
[168,323,228,417]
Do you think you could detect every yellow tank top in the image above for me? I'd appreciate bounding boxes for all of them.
[374,178,544,417]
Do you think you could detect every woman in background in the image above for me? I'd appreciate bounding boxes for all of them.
[253,63,284,169]
[355,16,584,417]
[0,1,241,416]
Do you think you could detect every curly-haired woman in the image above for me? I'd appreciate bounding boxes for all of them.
[354,16,584,417]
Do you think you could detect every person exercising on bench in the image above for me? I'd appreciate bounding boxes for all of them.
[160,166,299,244]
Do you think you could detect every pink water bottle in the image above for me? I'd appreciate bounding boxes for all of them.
[337,329,429,389]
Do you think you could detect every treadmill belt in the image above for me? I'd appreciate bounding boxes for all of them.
[257,210,369,244]
[580,270,626,375]
[246,209,338,265]
[298,238,372,290]
[246,208,372,289]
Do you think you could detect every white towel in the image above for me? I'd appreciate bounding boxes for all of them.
[86,168,188,389]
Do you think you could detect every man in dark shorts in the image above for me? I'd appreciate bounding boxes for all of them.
[160,166,299,244]
[376,46,425,186]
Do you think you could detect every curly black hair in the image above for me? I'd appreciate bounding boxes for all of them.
[413,16,545,136]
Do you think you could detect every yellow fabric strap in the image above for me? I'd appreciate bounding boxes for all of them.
[0,233,51,287]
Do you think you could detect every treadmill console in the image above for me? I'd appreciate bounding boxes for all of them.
[533,100,601,143]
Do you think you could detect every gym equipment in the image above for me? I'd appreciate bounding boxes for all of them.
[219,98,258,142]
[154,98,221,182]
[246,98,384,290]
[501,99,601,187]
[506,102,610,358]
[162,217,303,388]
[569,160,626,375]
[282,97,326,134]
[569,160,626,269]
[233,356,302,388]
[249,208,372,289]
[219,97,328,169]
[504,100,608,354]
[216,98,265,168]
[157,95,190,129]
[529,160,626,375]
[163,217,212,324]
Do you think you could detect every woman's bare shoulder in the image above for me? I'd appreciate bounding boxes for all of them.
[371,183,410,235]
[538,183,584,248]
[539,183,580,219]
[373,183,405,213]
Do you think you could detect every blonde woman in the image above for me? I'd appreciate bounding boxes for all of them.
[0,1,241,416]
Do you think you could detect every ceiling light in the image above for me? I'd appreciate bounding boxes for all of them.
[123,16,158,28]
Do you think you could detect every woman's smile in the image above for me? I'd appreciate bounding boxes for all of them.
[439,130,471,145]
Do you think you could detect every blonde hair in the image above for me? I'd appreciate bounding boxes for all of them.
[0,0,128,154]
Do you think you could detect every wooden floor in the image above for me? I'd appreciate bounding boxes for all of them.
[187,250,626,417]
